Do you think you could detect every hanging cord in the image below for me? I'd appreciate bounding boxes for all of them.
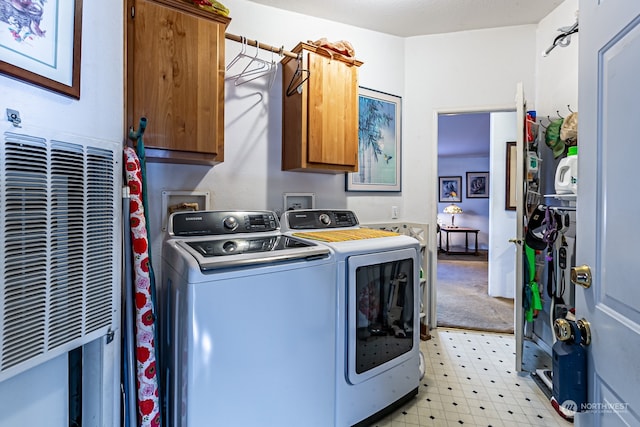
[542,206,559,251]
[557,236,568,300]
[542,208,558,261]
[558,261,567,299]
[542,206,559,298]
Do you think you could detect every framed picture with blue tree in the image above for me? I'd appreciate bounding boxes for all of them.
[346,87,402,192]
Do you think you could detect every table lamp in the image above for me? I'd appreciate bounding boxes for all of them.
[443,203,463,227]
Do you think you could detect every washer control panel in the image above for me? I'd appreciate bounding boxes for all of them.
[169,210,278,236]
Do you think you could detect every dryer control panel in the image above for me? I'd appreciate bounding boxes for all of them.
[282,209,359,230]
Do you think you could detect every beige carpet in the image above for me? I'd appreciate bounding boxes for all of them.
[436,255,514,333]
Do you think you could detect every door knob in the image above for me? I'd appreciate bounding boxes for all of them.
[576,318,592,346]
[508,238,522,244]
[571,265,592,289]
[553,317,592,345]
[553,318,573,342]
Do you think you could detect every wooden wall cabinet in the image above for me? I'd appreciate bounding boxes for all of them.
[126,0,230,164]
[281,42,363,173]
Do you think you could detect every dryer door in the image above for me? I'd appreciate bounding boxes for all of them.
[346,247,419,384]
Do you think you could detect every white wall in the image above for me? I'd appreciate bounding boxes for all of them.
[0,2,124,426]
[0,2,123,141]
[146,0,406,277]
[404,26,537,312]
[145,7,540,323]
[535,0,579,196]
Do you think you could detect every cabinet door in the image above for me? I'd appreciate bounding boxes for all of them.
[306,52,358,167]
[127,0,227,163]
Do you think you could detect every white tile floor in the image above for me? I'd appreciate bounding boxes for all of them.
[372,328,569,427]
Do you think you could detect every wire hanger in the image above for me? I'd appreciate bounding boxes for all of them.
[225,36,285,90]
[262,49,280,90]
[286,55,310,96]
[226,39,270,83]
[235,47,280,89]
[226,36,248,71]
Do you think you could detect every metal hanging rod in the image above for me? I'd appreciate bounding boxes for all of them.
[225,33,299,59]
[550,206,576,212]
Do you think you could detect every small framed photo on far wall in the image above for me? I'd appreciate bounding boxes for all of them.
[466,171,489,198]
[438,176,462,202]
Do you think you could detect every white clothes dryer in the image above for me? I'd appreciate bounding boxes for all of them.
[280,209,422,427]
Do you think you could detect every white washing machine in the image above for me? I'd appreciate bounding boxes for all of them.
[162,210,337,427]
[280,209,422,427]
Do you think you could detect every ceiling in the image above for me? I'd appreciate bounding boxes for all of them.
[247,0,565,37]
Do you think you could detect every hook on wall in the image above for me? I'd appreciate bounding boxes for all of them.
[542,17,579,57]
[556,110,564,119]
[567,105,574,113]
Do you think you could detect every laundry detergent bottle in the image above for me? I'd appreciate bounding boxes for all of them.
[554,146,578,194]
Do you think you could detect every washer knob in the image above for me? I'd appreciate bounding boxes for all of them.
[223,216,238,231]
[319,213,331,226]
[222,241,237,253]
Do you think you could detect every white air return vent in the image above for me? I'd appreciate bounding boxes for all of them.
[0,125,122,382]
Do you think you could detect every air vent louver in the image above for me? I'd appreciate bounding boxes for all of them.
[1,127,121,382]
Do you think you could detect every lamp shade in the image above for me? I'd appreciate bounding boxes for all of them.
[443,203,463,227]
[443,204,463,215]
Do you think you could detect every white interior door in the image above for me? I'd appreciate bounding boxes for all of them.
[514,83,525,371]
[576,1,640,425]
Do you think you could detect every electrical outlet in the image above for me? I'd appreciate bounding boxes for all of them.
[391,206,399,219]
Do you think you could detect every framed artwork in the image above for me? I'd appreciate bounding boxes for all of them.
[466,171,489,198]
[438,176,462,202]
[0,0,83,98]
[505,141,517,210]
[346,87,401,192]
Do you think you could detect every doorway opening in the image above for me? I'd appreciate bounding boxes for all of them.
[435,110,516,333]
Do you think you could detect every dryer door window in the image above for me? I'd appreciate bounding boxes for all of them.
[347,248,418,384]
